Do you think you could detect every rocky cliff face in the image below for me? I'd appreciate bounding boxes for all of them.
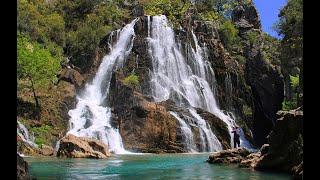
[255,108,303,178]
[108,72,231,152]
[232,2,284,146]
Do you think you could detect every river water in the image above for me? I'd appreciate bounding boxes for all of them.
[26,154,290,179]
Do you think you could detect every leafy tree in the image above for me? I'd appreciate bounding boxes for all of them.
[18,0,66,47]
[275,0,303,104]
[66,13,112,71]
[17,33,61,120]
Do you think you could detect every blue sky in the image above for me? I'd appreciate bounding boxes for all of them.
[253,0,287,39]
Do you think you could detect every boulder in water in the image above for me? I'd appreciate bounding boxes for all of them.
[207,147,250,164]
[239,152,261,168]
[40,144,55,156]
[17,154,30,180]
[57,134,110,159]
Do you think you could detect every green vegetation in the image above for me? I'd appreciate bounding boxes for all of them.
[242,104,252,117]
[17,33,61,119]
[282,100,296,111]
[55,0,129,70]
[17,0,132,118]
[275,0,303,109]
[18,0,130,72]
[282,75,299,110]
[31,124,53,147]
[219,20,241,51]
[123,73,140,89]
[290,75,299,89]
[17,0,132,145]
[246,31,259,46]
[142,0,191,27]
[235,55,246,64]
[261,33,281,66]
[198,11,219,21]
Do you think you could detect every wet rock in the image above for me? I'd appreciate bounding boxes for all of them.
[196,108,231,149]
[17,154,30,180]
[207,108,303,179]
[110,85,183,153]
[239,152,261,168]
[292,161,303,179]
[17,139,41,156]
[255,108,303,175]
[40,144,55,156]
[57,134,110,158]
[260,144,269,155]
[132,4,144,17]
[245,52,284,146]
[58,68,84,88]
[207,147,250,164]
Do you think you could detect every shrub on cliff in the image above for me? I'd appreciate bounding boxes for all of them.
[142,0,191,27]
[219,20,241,51]
[123,73,140,89]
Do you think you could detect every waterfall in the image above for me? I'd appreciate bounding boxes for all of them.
[147,15,250,152]
[66,18,138,154]
[17,121,38,148]
[188,108,222,152]
[169,111,197,152]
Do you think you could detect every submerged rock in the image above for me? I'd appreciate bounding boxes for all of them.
[57,134,110,158]
[17,154,30,180]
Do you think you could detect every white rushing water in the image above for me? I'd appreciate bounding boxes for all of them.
[147,15,250,152]
[169,111,197,152]
[17,121,38,148]
[67,18,138,154]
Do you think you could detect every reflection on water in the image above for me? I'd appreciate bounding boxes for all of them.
[26,153,290,179]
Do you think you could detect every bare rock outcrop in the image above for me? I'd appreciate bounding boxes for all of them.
[57,134,111,158]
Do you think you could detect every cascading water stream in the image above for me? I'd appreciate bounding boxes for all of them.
[17,121,38,148]
[147,15,251,152]
[169,111,197,152]
[66,18,138,154]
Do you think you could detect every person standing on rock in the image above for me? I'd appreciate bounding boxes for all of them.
[232,126,241,148]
